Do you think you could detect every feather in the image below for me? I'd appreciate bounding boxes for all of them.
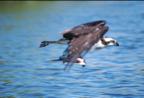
[62,21,109,70]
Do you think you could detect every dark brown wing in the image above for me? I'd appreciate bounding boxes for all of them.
[62,20,106,40]
[63,25,109,70]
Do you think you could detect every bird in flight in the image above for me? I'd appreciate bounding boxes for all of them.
[40,20,119,70]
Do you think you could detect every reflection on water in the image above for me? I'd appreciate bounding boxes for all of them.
[0,1,144,98]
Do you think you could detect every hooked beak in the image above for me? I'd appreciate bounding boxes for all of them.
[115,42,119,46]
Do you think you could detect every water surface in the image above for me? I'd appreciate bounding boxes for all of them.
[0,1,144,98]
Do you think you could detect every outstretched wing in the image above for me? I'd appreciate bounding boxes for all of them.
[62,20,106,40]
[62,25,109,70]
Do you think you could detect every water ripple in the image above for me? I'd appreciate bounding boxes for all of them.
[0,1,144,98]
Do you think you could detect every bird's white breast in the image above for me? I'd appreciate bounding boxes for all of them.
[90,40,105,51]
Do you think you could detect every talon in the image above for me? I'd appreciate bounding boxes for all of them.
[82,65,86,67]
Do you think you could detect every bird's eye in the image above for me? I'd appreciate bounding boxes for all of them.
[111,40,115,43]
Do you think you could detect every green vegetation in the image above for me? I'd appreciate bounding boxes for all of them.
[0,1,55,13]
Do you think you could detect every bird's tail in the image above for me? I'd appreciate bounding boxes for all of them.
[39,38,67,48]
[47,58,62,62]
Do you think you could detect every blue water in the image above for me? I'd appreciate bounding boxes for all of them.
[0,1,144,98]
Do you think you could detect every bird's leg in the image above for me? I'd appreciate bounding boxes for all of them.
[57,38,68,44]
[39,38,68,48]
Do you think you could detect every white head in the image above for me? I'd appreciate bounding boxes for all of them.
[92,36,119,50]
[76,58,86,67]
[102,37,119,47]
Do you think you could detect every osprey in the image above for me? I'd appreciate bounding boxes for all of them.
[40,20,119,70]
